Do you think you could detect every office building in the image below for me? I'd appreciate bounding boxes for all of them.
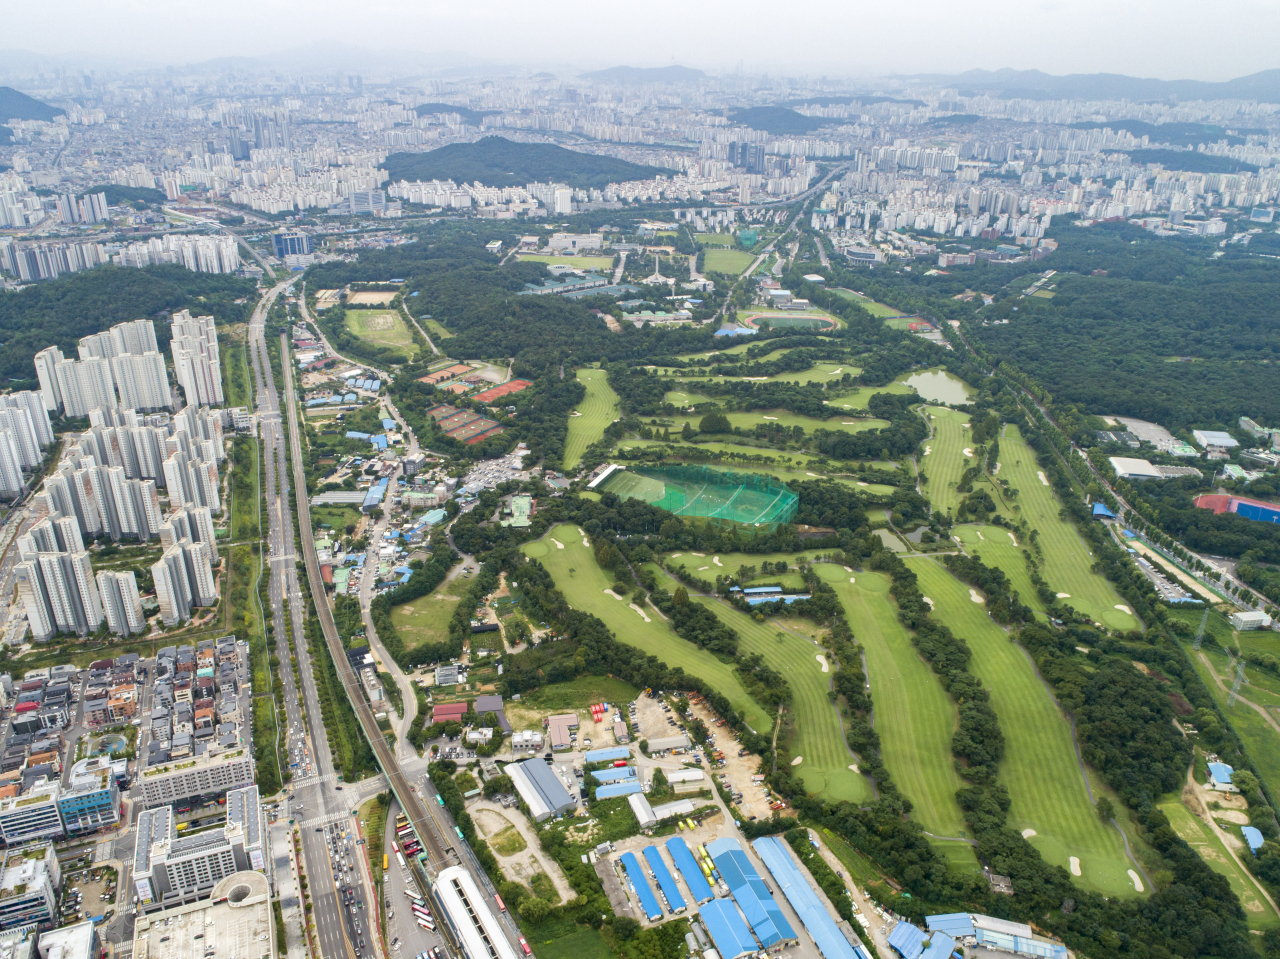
[0,843,60,931]
[170,311,223,406]
[57,760,121,835]
[131,871,274,959]
[0,782,63,845]
[32,922,96,959]
[270,231,312,257]
[139,750,255,808]
[97,570,145,637]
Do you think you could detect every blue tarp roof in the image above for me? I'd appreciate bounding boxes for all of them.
[752,836,859,959]
[591,767,637,784]
[642,846,686,913]
[707,838,795,947]
[699,899,759,959]
[1092,502,1118,518]
[926,914,975,939]
[594,782,642,799]
[583,747,630,763]
[1243,826,1266,852]
[1208,762,1234,785]
[370,379,381,391]
[664,837,713,904]
[743,586,783,595]
[344,393,357,403]
[746,594,811,606]
[619,852,663,921]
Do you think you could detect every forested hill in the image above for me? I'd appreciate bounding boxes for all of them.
[412,103,494,125]
[0,87,63,122]
[729,107,827,136]
[381,137,674,190]
[0,265,255,383]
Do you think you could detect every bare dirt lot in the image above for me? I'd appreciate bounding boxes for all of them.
[348,291,398,305]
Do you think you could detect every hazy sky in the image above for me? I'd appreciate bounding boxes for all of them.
[8,0,1280,80]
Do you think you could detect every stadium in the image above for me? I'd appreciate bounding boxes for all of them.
[598,464,798,532]
[740,311,838,331]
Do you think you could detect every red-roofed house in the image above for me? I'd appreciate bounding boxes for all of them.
[432,702,469,724]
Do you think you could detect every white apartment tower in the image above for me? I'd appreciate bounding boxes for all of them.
[170,310,223,406]
[97,570,146,636]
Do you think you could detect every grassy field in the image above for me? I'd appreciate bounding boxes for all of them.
[814,563,967,839]
[1159,799,1279,927]
[997,426,1139,631]
[695,234,736,247]
[520,675,640,710]
[312,504,362,535]
[950,525,1047,616]
[648,563,872,803]
[391,582,468,651]
[919,406,973,516]
[522,525,771,732]
[614,439,902,488]
[420,315,454,340]
[345,310,416,360]
[832,289,903,318]
[230,437,260,542]
[564,369,621,471]
[712,410,889,434]
[906,558,1138,896]
[518,253,616,273]
[704,249,756,275]
[664,390,714,407]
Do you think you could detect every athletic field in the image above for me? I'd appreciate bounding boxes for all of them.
[564,369,620,470]
[907,558,1138,896]
[522,526,770,732]
[815,563,968,839]
[344,310,415,359]
[832,288,902,318]
[704,248,755,275]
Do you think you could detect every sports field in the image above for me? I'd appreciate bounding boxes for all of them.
[997,426,1139,630]
[695,234,736,247]
[1159,798,1279,928]
[518,253,616,272]
[741,312,838,332]
[345,310,415,359]
[814,563,967,839]
[906,558,1138,896]
[950,525,1047,616]
[522,526,770,732]
[832,289,902,318]
[564,369,620,470]
[918,406,973,516]
[704,249,756,275]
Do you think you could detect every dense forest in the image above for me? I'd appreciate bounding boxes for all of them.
[381,137,674,190]
[0,265,255,383]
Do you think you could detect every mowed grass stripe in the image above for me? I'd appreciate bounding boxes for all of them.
[919,406,972,516]
[950,525,1047,616]
[565,369,620,470]
[815,564,967,837]
[649,564,872,804]
[906,558,1138,897]
[998,426,1138,630]
[522,525,770,732]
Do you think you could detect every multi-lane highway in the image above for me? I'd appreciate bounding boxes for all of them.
[273,310,528,954]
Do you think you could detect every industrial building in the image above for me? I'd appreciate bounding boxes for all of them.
[753,836,867,959]
[618,852,663,921]
[705,837,797,947]
[888,921,956,959]
[432,866,519,959]
[664,837,714,904]
[506,758,575,822]
[132,871,276,959]
[926,913,1069,959]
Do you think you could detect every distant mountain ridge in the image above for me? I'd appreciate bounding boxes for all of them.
[0,86,64,122]
[895,68,1280,102]
[580,65,705,84]
[381,136,674,190]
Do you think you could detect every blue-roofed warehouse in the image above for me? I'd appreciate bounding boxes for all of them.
[752,836,860,959]
[664,837,714,904]
[887,921,956,959]
[362,478,389,512]
[642,847,686,913]
[619,852,663,921]
[591,767,637,784]
[583,747,630,764]
[595,782,643,799]
[1208,762,1236,790]
[706,837,796,948]
[1244,826,1266,854]
[926,914,975,939]
[699,899,759,959]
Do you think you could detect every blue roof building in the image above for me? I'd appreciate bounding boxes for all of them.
[1243,826,1266,854]
[583,747,630,764]
[345,431,371,440]
[1208,762,1236,789]
[594,782,643,799]
[591,767,637,784]
[887,922,956,959]
[1092,502,1118,518]
[642,846,686,913]
[699,899,759,959]
[706,837,796,947]
[619,852,663,921]
[664,837,714,904]
[752,836,860,959]
[382,418,397,429]
[925,914,974,939]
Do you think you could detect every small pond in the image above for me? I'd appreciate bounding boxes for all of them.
[902,369,974,405]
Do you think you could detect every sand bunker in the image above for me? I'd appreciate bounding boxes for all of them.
[713,556,723,566]
[963,448,974,457]
[604,590,623,600]
[698,566,709,571]
[969,589,985,604]
[692,552,705,557]
[583,538,590,547]
[1128,869,1144,892]
[849,577,856,584]
[807,472,819,477]
[551,539,564,549]
[816,655,829,673]
[1057,592,1071,598]
[672,553,682,558]
[922,597,934,609]
[1070,857,1081,876]
[763,416,778,420]
[577,528,584,535]
[976,530,985,540]
[924,446,932,455]
[1038,471,1050,486]
[848,764,859,773]
[791,756,803,766]
[1115,604,1132,614]
[629,603,651,622]
[1022,828,1037,838]
[569,411,582,417]
[843,566,853,572]
[830,368,842,375]
[1007,532,1017,544]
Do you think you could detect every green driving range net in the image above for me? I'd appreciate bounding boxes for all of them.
[600,465,798,531]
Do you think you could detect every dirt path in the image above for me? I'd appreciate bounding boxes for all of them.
[470,800,573,902]
[807,829,895,959]
[1183,768,1280,916]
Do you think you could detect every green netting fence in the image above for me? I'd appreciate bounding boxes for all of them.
[603,464,798,532]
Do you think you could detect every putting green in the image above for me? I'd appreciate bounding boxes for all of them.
[906,558,1138,897]
[523,525,770,732]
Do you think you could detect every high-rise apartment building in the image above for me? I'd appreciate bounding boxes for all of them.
[97,570,145,637]
[110,353,172,411]
[170,310,223,406]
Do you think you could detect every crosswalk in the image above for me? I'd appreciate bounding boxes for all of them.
[290,772,337,788]
[299,811,353,828]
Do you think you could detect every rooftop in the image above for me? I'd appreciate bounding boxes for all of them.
[132,871,273,959]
